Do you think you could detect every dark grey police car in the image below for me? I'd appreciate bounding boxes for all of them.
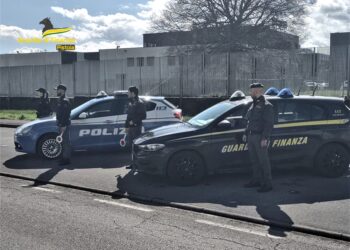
[132,90,350,185]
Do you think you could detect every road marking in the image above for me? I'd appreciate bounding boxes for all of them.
[25,186,62,193]
[94,198,153,212]
[196,219,282,239]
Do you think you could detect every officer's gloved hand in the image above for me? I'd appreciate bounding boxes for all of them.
[242,134,247,143]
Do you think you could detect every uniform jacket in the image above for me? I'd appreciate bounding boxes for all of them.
[125,97,146,128]
[36,97,52,118]
[245,95,274,139]
[56,95,71,127]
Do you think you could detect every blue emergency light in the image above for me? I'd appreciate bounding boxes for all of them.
[264,87,279,96]
[277,88,294,98]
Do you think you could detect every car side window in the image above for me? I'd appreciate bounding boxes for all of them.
[311,105,327,120]
[144,101,157,111]
[218,106,247,129]
[277,101,327,123]
[278,101,309,123]
[84,100,116,118]
[113,99,129,115]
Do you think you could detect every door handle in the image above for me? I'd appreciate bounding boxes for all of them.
[105,120,114,124]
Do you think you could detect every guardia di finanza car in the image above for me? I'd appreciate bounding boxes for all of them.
[133,90,350,185]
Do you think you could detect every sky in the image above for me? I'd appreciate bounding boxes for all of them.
[0,0,349,54]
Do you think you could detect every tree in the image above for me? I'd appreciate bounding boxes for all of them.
[151,0,313,51]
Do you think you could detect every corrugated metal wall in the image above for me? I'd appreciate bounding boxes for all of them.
[0,47,348,98]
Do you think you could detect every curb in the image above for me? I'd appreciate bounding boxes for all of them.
[1,172,349,242]
[0,124,20,128]
[0,120,27,128]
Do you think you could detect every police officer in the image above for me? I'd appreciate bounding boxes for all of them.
[35,88,52,118]
[125,86,146,148]
[54,84,72,166]
[244,83,274,192]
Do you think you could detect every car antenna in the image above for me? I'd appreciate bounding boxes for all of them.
[297,80,306,96]
[312,84,318,96]
[297,84,302,96]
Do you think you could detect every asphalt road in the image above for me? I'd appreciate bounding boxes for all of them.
[1,176,349,250]
[1,127,350,238]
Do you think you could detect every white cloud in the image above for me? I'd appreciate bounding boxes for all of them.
[50,6,149,48]
[0,24,41,39]
[76,40,140,52]
[2,1,348,53]
[302,0,350,47]
[137,0,171,19]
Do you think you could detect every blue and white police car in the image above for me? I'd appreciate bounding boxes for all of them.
[14,91,182,159]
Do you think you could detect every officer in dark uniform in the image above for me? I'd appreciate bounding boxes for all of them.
[125,86,146,148]
[54,84,72,166]
[244,83,274,192]
[35,88,52,118]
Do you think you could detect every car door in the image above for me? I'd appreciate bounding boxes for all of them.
[208,104,250,171]
[141,99,158,131]
[115,98,158,135]
[269,99,326,165]
[70,99,119,149]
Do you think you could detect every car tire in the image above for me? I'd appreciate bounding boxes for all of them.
[167,151,206,186]
[37,134,62,160]
[314,143,349,177]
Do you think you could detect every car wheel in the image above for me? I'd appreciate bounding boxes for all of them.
[167,151,206,186]
[314,143,349,177]
[37,134,62,160]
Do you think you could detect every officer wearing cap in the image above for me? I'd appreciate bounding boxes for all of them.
[244,83,274,192]
[35,88,52,118]
[125,86,146,148]
[54,84,71,165]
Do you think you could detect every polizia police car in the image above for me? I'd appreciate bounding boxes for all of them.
[132,89,350,185]
[14,91,182,159]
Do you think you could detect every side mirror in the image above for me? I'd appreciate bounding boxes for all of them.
[78,112,88,119]
[217,120,232,130]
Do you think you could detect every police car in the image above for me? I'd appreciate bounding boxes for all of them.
[14,91,182,159]
[132,89,350,185]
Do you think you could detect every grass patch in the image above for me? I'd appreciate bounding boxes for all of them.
[0,110,37,121]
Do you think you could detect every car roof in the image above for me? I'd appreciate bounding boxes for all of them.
[227,95,344,105]
[266,95,344,101]
[94,95,165,102]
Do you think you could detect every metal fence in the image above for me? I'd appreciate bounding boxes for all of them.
[0,46,349,98]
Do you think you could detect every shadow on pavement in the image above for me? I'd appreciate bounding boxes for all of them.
[3,150,131,185]
[115,167,350,237]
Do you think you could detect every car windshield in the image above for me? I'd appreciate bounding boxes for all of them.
[188,102,235,127]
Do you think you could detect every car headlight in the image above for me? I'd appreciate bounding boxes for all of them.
[139,144,165,152]
[16,125,32,135]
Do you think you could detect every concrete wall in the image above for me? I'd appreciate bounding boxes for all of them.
[0,52,62,67]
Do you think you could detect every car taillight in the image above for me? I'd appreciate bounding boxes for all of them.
[174,110,182,120]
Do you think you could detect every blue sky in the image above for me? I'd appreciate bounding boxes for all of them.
[0,0,349,54]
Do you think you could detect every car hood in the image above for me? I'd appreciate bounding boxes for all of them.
[16,116,56,132]
[135,122,198,144]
